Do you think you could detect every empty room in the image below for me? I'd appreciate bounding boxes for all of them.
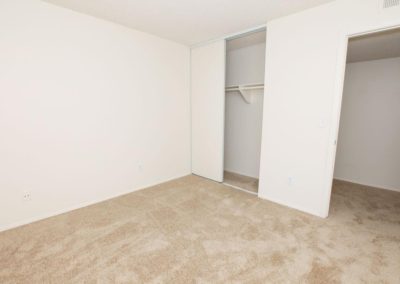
[1,0,399,283]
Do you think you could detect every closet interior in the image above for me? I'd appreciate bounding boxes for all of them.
[223,30,266,194]
[331,28,400,200]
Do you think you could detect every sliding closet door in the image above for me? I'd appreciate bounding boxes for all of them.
[191,40,226,182]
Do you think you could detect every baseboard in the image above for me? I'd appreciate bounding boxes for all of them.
[0,172,191,233]
[333,178,400,193]
[258,193,327,218]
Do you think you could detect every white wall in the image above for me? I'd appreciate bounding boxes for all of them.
[225,35,266,87]
[0,0,191,231]
[224,35,265,178]
[334,57,400,192]
[258,0,400,217]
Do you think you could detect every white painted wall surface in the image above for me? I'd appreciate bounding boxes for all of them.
[191,41,226,182]
[258,0,400,217]
[224,36,265,178]
[225,37,266,87]
[334,57,400,192]
[0,0,191,231]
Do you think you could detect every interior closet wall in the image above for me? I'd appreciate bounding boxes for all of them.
[334,57,400,192]
[224,32,266,178]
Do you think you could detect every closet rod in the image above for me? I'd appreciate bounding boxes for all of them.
[225,84,264,104]
[225,83,264,92]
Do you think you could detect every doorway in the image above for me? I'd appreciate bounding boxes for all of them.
[223,30,266,194]
[331,27,400,209]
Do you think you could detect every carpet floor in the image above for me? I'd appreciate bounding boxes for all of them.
[0,176,399,283]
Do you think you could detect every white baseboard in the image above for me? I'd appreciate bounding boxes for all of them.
[0,173,190,233]
[333,177,400,193]
[258,193,327,218]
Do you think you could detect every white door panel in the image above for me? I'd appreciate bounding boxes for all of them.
[191,41,225,182]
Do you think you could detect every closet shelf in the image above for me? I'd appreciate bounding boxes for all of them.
[225,83,264,104]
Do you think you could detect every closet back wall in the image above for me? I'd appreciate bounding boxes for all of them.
[334,57,400,192]
[224,32,266,178]
[0,0,191,231]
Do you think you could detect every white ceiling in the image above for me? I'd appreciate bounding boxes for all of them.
[43,0,334,45]
[347,28,400,63]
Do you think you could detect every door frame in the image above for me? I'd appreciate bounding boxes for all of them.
[190,24,267,183]
[322,23,400,217]
[222,27,267,187]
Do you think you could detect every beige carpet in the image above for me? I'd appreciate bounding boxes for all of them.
[0,176,399,283]
[224,171,258,194]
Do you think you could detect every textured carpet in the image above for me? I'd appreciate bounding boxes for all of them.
[0,176,399,283]
[224,171,259,194]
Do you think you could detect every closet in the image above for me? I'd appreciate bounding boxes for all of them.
[223,30,266,194]
[332,28,400,196]
[190,29,266,194]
